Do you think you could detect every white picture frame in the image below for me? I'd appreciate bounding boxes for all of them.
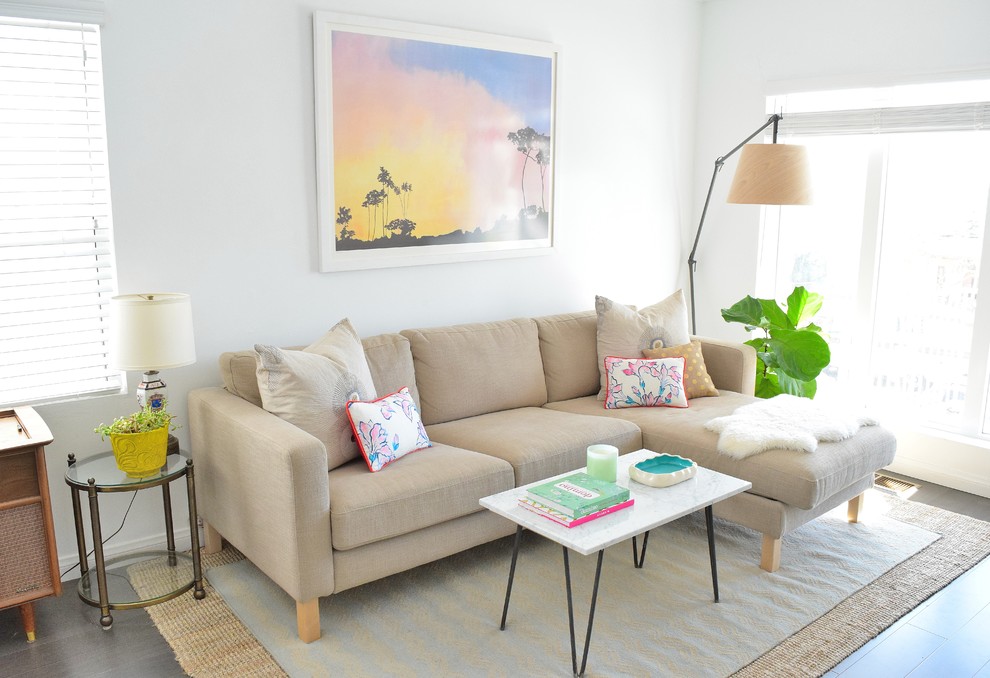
[313,12,558,272]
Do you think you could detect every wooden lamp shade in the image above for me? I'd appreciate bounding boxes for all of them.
[727,143,812,205]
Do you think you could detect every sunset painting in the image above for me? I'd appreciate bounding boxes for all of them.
[315,17,556,270]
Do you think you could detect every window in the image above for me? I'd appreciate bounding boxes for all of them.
[0,13,120,406]
[761,82,990,438]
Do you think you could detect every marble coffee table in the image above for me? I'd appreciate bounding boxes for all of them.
[480,449,751,676]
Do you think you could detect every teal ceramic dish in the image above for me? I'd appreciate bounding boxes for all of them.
[628,453,697,488]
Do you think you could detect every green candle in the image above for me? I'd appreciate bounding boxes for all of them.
[586,444,618,483]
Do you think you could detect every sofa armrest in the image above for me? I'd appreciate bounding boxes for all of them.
[188,387,334,602]
[694,336,756,396]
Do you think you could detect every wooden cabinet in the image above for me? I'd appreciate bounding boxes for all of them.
[0,406,59,642]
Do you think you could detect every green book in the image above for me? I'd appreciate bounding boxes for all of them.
[525,472,630,518]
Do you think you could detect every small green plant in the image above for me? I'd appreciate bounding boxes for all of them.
[94,401,178,439]
[721,286,831,399]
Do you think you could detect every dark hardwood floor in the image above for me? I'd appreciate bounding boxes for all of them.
[2,472,989,677]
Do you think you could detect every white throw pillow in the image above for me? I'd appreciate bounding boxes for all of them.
[346,387,432,472]
[595,291,691,399]
[255,318,376,470]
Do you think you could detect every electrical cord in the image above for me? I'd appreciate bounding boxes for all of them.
[59,490,138,581]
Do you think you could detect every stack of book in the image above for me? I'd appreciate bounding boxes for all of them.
[518,472,633,528]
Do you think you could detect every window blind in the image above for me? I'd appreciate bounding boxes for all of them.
[778,101,990,137]
[0,14,121,406]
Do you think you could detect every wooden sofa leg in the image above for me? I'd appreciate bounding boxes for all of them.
[761,535,782,572]
[203,520,223,554]
[297,599,321,643]
[847,492,865,523]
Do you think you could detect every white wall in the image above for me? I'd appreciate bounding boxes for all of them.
[34,0,703,569]
[694,0,990,497]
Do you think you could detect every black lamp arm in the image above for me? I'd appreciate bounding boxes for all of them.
[687,113,781,334]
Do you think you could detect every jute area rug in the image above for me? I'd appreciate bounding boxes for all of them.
[142,491,990,677]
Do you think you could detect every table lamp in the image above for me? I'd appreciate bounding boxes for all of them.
[110,293,196,453]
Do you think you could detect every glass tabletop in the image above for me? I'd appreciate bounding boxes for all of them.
[77,550,196,609]
[65,450,189,490]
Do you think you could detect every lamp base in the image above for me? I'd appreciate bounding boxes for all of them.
[136,371,167,410]
[167,433,180,456]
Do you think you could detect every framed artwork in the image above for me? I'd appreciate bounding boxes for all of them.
[313,13,557,272]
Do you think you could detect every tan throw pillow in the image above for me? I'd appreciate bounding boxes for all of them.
[643,340,719,399]
[255,318,376,470]
[595,291,691,399]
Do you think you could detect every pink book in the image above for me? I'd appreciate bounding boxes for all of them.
[518,497,635,528]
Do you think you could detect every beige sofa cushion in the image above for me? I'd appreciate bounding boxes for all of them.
[535,310,600,402]
[427,407,642,486]
[219,332,414,408]
[255,320,377,470]
[219,349,269,408]
[401,319,548,425]
[544,394,896,510]
[362,333,420,408]
[328,443,514,551]
[595,291,691,398]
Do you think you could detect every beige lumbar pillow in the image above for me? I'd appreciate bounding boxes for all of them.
[255,318,376,470]
[595,290,691,399]
[643,340,719,399]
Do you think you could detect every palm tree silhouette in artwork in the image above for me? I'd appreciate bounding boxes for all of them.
[336,206,355,241]
[507,127,551,216]
[361,189,387,240]
[377,167,397,229]
[398,182,413,218]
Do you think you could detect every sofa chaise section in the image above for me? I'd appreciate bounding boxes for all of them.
[535,311,897,572]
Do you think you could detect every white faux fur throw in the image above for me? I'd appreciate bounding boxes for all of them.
[705,394,878,459]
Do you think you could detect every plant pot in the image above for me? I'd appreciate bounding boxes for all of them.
[110,427,169,478]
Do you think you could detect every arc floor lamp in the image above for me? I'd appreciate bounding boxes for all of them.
[687,113,812,334]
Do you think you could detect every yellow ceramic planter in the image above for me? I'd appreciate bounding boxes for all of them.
[110,426,168,478]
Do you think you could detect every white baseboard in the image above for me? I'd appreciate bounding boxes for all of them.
[883,425,990,499]
[886,457,990,500]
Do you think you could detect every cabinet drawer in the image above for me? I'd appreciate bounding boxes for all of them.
[0,450,40,504]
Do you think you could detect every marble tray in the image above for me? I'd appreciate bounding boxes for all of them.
[628,453,697,488]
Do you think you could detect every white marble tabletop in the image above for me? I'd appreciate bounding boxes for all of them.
[480,449,752,556]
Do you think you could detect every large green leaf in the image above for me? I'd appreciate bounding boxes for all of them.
[759,298,794,330]
[754,370,781,398]
[777,371,818,399]
[721,296,764,327]
[786,286,824,328]
[767,328,831,382]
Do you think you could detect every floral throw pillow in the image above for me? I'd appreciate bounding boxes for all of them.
[346,387,432,472]
[604,356,688,409]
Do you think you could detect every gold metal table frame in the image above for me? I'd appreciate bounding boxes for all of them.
[65,450,205,629]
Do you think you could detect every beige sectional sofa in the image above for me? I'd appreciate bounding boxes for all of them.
[188,310,896,642]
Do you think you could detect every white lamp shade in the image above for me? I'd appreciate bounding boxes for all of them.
[110,293,196,371]
[726,143,812,205]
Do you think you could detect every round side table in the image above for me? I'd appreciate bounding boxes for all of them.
[65,450,205,629]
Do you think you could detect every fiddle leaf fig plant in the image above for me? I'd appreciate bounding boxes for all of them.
[720,286,830,399]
